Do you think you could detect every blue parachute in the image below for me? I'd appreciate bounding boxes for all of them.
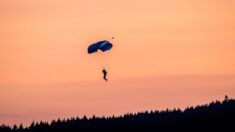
[88,40,113,54]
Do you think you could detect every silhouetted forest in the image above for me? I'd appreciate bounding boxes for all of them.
[1,96,235,132]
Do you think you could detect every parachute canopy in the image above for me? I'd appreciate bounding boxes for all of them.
[88,40,113,54]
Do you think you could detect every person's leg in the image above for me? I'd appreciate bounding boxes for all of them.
[104,74,107,81]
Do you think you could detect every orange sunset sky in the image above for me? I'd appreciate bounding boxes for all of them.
[1,0,235,126]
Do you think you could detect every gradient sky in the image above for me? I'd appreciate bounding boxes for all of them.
[1,0,235,126]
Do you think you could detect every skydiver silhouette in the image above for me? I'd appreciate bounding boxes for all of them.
[102,68,108,82]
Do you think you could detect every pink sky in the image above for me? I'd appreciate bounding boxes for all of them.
[0,0,235,126]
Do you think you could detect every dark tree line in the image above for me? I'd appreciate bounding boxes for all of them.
[1,96,235,132]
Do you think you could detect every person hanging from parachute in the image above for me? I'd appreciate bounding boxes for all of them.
[102,68,108,81]
[87,38,113,82]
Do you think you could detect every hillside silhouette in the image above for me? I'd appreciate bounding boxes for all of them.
[1,96,235,132]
